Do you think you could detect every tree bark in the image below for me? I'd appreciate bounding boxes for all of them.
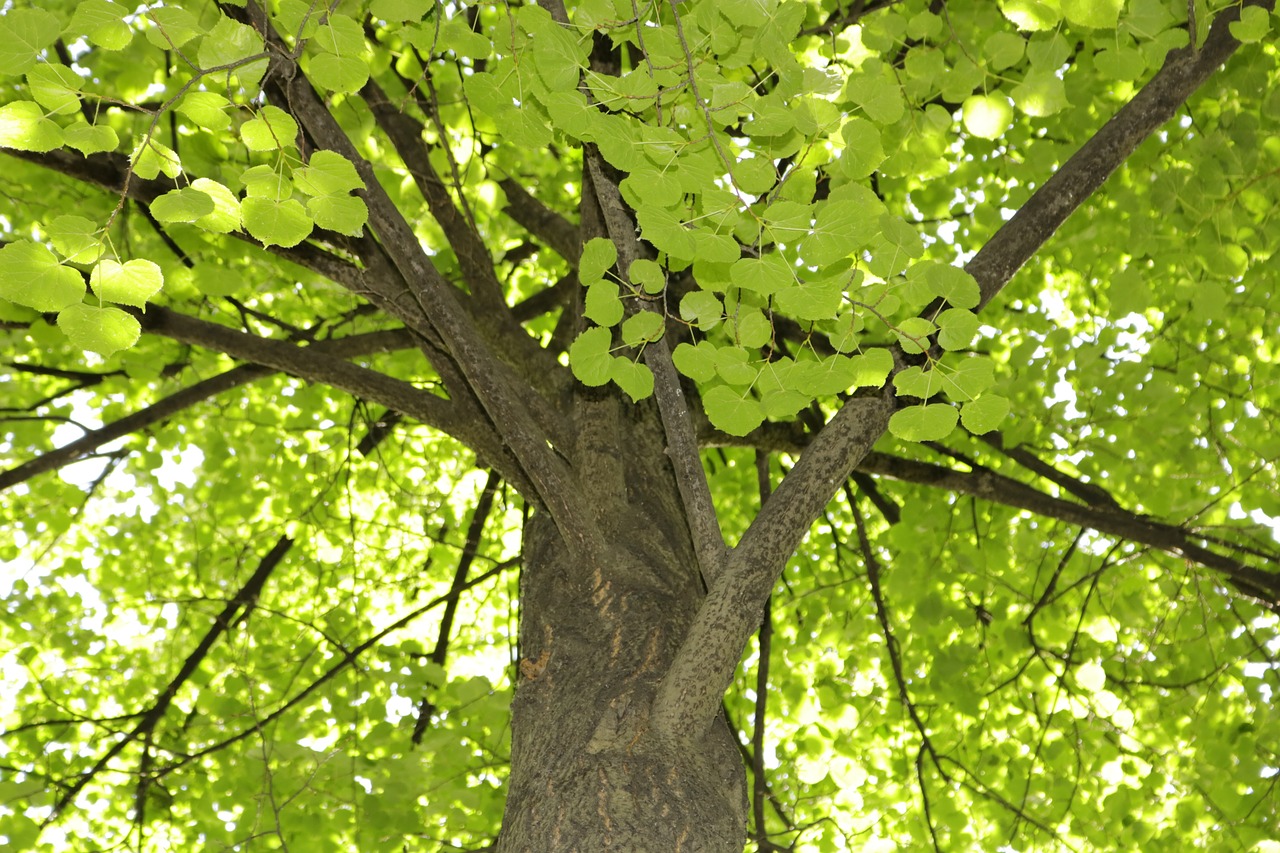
[498,394,748,851]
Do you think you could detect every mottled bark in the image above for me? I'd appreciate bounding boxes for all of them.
[498,395,747,851]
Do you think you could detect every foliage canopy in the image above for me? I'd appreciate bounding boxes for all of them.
[1,0,1279,850]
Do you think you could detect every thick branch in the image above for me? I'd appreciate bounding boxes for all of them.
[0,328,415,493]
[362,77,508,313]
[965,0,1275,309]
[582,148,727,581]
[857,452,1280,605]
[655,2,1271,736]
[499,177,581,263]
[651,392,893,738]
[229,1,600,557]
[139,306,529,488]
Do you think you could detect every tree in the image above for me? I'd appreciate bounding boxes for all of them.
[0,0,1278,849]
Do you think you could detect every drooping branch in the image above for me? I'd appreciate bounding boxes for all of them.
[857,451,1280,606]
[50,535,293,820]
[655,0,1273,737]
[6,147,370,292]
[139,305,533,489]
[0,328,416,493]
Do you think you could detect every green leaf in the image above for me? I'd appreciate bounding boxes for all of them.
[1000,0,1061,31]
[703,385,765,436]
[961,94,1013,140]
[519,5,586,92]
[842,65,905,125]
[143,6,205,49]
[569,326,613,386]
[584,281,623,326]
[57,303,140,356]
[150,188,217,224]
[839,118,885,179]
[775,273,845,321]
[240,164,293,200]
[894,317,936,354]
[371,0,436,22]
[1229,6,1270,43]
[307,195,368,236]
[295,151,365,195]
[800,200,880,266]
[888,404,958,442]
[983,32,1026,70]
[672,341,718,382]
[242,198,313,248]
[893,365,943,400]
[636,206,696,260]
[761,200,814,245]
[944,357,996,400]
[1012,70,1068,117]
[186,178,241,233]
[628,259,665,295]
[728,309,771,349]
[132,138,182,180]
[579,237,617,284]
[761,388,809,419]
[190,178,243,233]
[27,64,84,116]
[960,394,1010,433]
[198,15,267,85]
[850,348,894,388]
[0,241,85,311]
[0,8,63,76]
[937,308,980,350]
[690,230,741,265]
[621,310,665,346]
[909,261,981,309]
[91,259,163,308]
[178,92,233,132]
[47,216,104,265]
[63,122,119,155]
[713,346,758,385]
[730,254,792,297]
[609,358,654,401]
[241,106,299,152]
[309,53,370,94]
[314,15,365,55]
[1061,0,1123,30]
[0,101,63,153]
[68,0,132,51]
[680,291,723,330]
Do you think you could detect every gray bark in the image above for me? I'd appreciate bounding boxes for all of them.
[498,394,747,851]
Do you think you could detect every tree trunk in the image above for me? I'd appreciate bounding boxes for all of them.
[497,394,748,851]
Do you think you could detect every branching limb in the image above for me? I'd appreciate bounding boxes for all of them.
[49,536,294,821]
[0,328,419,493]
[651,392,893,739]
[411,470,502,743]
[582,148,729,582]
[857,451,1280,606]
[139,305,533,491]
[963,0,1276,310]
[659,0,1272,737]
[227,1,600,558]
[498,177,581,263]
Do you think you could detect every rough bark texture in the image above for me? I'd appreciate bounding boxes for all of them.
[498,394,747,851]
